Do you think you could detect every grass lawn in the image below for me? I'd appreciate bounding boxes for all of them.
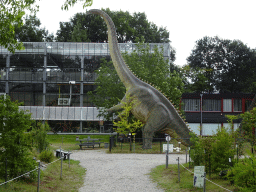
[48,134,110,151]
[0,158,85,192]
[150,163,237,192]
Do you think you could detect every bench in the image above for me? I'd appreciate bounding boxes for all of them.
[76,141,103,149]
[55,149,72,160]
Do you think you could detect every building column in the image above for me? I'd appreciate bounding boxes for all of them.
[42,44,47,123]
[80,55,84,133]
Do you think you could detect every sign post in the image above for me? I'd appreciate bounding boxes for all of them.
[194,166,205,188]
[165,135,171,168]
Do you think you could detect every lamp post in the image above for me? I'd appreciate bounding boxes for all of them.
[200,94,203,135]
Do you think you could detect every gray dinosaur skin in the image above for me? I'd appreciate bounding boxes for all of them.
[86,9,192,148]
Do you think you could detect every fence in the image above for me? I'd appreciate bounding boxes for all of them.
[0,147,71,192]
[111,137,235,191]
[110,137,189,153]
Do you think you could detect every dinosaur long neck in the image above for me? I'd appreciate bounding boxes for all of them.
[87,9,137,89]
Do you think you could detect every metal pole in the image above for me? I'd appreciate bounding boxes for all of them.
[200,94,203,135]
[209,153,211,179]
[186,148,187,163]
[160,139,162,153]
[166,139,169,169]
[5,158,7,186]
[60,146,63,179]
[189,147,190,169]
[68,150,70,169]
[178,157,180,183]
[109,136,111,152]
[203,172,206,192]
[37,161,40,192]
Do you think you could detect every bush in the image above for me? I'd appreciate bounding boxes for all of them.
[31,121,50,153]
[0,96,37,180]
[190,126,236,173]
[39,150,54,163]
[227,152,256,191]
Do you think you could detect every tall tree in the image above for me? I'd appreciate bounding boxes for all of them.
[0,0,92,53]
[56,8,170,43]
[0,95,37,179]
[88,43,183,120]
[15,14,54,42]
[187,36,256,93]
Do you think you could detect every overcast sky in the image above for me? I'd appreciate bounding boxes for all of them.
[36,0,256,67]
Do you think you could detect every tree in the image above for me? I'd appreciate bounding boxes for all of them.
[0,0,92,53]
[56,8,171,43]
[0,95,37,179]
[88,42,184,120]
[239,107,256,154]
[113,92,144,135]
[187,36,256,93]
[181,65,213,93]
[15,14,54,42]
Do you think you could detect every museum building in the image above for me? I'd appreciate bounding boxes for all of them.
[0,42,171,133]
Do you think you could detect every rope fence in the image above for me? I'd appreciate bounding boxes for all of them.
[0,147,71,192]
[174,155,233,192]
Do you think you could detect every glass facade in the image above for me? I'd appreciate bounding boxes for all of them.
[0,42,170,132]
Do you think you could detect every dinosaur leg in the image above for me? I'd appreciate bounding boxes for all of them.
[142,105,170,149]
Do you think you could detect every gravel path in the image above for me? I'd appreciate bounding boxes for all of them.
[71,149,187,192]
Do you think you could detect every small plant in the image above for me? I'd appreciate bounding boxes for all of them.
[39,150,54,163]
[227,151,256,191]
[190,125,236,174]
[31,121,50,153]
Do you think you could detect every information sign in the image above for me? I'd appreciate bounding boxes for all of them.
[193,166,205,188]
[163,144,173,153]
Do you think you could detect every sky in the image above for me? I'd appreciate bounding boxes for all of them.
[36,0,256,67]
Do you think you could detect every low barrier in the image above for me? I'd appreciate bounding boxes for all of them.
[0,147,70,192]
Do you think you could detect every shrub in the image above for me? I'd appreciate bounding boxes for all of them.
[0,96,37,180]
[39,150,54,163]
[190,126,236,173]
[31,121,50,153]
[227,152,256,191]
[211,126,236,172]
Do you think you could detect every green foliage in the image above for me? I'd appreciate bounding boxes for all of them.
[39,150,54,163]
[190,126,236,173]
[187,36,256,93]
[227,152,256,191]
[123,43,183,106]
[181,65,213,93]
[0,0,38,53]
[15,14,54,42]
[1,0,91,53]
[88,43,184,120]
[31,121,50,153]
[0,95,37,179]
[113,92,144,135]
[61,0,93,10]
[56,8,170,43]
[239,107,256,151]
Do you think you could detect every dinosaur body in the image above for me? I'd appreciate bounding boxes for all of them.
[87,9,192,148]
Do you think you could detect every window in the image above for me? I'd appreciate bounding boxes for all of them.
[188,123,200,135]
[223,99,232,112]
[203,99,221,111]
[182,99,200,111]
[202,123,221,135]
[234,99,242,111]
[245,100,252,111]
